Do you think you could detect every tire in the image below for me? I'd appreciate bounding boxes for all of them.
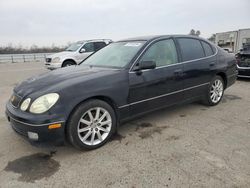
[67,99,116,150]
[62,60,75,67]
[202,75,225,106]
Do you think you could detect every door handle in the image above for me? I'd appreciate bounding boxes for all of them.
[210,62,215,67]
[174,69,183,76]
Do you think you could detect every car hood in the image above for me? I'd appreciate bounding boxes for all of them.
[48,51,75,59]
[14,66,121,97]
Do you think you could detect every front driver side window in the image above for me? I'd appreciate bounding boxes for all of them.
[82,42,94,52]
[140,39,178,67]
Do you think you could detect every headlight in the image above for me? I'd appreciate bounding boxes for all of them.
[52,57,60,63]
[20,98,31,111]
[30,93,59,114]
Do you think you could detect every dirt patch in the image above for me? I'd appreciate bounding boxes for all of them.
[180,114,186,117]
[138,125,169,139]
[0,116,7,122]
[201,108,207,111]
[111,132,125,142]
[222,94,242,103]
[135,122,153,131]
[4,152,60,183]
[12,82,18,87]
[166,135,180,141]
[133,122,169,139]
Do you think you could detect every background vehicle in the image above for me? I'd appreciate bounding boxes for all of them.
[45,39,112,69]
[236,43,250,78]
[6,35,237,150]
[215,28,250,53]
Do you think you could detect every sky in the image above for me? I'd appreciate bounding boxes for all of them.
[0,0,249,47]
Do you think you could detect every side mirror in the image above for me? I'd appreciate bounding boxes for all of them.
[138,60,156,70]
[79,48,86,53]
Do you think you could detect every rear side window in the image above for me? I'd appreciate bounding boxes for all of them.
[94,42,107,51]
[140,39,178,67]
[177,38,205,61]
[201,41,214,56]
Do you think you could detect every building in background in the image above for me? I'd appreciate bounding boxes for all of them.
[215,28,250,53]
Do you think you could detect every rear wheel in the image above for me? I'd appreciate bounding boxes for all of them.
[62,60,75,67]
[67,100,116,150]
[203,76,224,106]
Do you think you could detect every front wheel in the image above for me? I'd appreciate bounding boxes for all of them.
[203,76,224,106]
[67,100,116,150]
[62,60,75,67]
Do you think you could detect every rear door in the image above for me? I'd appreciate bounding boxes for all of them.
[128,38,184,116]
[176,38,216,99]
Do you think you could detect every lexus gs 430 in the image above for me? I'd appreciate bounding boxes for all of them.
[6,35,238,150]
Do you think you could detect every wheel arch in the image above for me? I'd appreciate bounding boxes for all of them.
[62,59,77,67]
[65,95,120,134]
[216,72,227,88]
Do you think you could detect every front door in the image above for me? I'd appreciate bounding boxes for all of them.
[128,38,184,116]
[76,42,95,63]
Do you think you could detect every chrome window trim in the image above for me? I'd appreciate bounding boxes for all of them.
[8,115,64,127]
[118,82,210,109]
[129,37,218,73]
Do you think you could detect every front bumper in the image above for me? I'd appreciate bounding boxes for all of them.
[5,102,66,146]
[45,62,62,70]
[237,65,250,78]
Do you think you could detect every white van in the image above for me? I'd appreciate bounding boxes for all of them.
[45,39,112,70]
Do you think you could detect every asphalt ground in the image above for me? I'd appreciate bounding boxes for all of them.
[0,62,250,188]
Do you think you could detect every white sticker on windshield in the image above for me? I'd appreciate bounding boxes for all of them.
[124,43,142,47]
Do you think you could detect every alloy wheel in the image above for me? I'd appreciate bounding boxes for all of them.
[210,79,224,103]
[77,107,112,146]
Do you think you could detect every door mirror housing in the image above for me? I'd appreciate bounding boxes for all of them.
[79,48,86,53]
[135,60,156,71]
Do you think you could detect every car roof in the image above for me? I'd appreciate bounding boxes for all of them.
[77,39,112,43]
[118,35,205,42]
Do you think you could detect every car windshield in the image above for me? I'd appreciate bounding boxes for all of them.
[65,42,83,51]
[82,41,146,68]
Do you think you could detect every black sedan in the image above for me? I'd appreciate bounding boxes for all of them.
[6,35,237,150]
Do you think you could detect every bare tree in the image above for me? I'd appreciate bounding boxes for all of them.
[0,44,66,54]
[208,34,216,43]
[195,30,201,36]
[189,29,196,35]
[189,29,201,36]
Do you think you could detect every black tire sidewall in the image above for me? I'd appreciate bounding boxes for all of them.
[62,61,75,67]
[67,100,116,150]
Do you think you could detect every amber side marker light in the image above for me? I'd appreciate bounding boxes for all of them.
[48,123,62,129]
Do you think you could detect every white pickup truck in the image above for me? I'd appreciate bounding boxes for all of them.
[45,39,112,70]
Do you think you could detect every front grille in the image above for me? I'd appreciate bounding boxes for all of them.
[238,69,250,77]
[10,93,22,108]
[238,57,250,67]
[45,58,52,63]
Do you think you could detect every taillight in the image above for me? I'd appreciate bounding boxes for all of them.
[235,54,240,64]
[236,58,240,64]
